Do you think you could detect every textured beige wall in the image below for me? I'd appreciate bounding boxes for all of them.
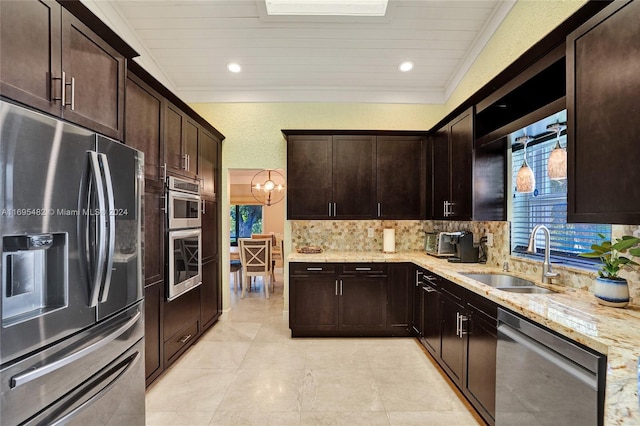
[446,0,588,113]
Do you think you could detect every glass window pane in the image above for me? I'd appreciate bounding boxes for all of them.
[510,110,610,264]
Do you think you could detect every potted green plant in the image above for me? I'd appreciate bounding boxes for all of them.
[579,234,640,307]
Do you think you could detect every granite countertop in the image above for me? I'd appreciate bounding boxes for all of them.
[288,251,640,425]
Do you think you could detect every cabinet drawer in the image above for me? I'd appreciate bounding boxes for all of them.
[164,320,199,366]
[342,264,387,275]
[466,290,498,323]
[438,277,464,301]
[290,263,337,275]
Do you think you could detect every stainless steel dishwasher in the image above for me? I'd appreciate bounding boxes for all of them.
[496,308,606,426]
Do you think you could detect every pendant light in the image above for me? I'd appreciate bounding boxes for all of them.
[547,122,567,180]
[251,169,286,206]
[516,135,535,193]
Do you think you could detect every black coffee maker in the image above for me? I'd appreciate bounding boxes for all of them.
[447,231,479,263]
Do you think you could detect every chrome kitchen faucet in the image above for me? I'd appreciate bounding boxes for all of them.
[527,225,559,284]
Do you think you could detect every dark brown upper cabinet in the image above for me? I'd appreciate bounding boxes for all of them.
[332,135,376,219]
[199,129,220,198]
[0,1,129,140]
[432,108,474,220]
[286,133,376,220]
[376,136,426,219]
[567,0,640,224]
[165,102,199,179]
[287,134,334,219]
[125,72,164,182]
[285,131,428,220]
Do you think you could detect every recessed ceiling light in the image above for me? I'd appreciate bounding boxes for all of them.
[398,61,414,72]
[227,62,242,73]
[265,0,388,16]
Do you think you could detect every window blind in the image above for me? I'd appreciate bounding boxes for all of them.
[511,135,610,262]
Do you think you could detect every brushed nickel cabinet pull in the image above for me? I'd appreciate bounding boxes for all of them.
[179,334,192,344]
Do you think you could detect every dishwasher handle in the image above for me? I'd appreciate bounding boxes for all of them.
[498,322,598,390]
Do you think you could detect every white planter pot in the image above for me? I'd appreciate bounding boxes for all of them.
[594,277,631,308]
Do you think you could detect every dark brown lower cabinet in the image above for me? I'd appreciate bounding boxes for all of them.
[439,294,466,385]
[289,263,410,337]
[290,272,339,334]
[200,260,220,330]
[465,308,497,424]
[386,263,412,332]
[144,281,163,386]
[421,282,441,358]
[339,275,386,329]
[413,270,497,426]
[163,287,200,367]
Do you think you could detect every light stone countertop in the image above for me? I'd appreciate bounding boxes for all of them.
[288,250,640,426]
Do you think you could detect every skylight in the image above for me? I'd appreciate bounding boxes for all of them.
[265,0,388,16]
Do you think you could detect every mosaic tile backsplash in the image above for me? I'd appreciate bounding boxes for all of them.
[290,220,640,307]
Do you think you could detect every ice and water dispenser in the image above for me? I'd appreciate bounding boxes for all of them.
[2,233,67,325]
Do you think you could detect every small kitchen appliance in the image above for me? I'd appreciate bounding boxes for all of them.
[425,232,456,257]
[447,231,479,263]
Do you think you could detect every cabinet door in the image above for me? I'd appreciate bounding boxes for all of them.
[125,74,163,181]
[200,259,219,330]
[567,0,640,224]
[201,198,217,261]
[0,0,61,116]
[332,135,376,219]
[465,312,497,422]
[449,108,474,220]
[440,296,465,385]
[431,128,450,220]
[287,135,333,219]
[60,9,125,140]
[339,276,386,328]
[165,102,185,173]
[199,129,219,197]
[376,136,425,219]
[422,284,441,357]
[144,281,162,385]
[387,263,411,329]
[290,275,338,332]
[143,185,164,286]
[411,277,423,337]
[184,119,199,178]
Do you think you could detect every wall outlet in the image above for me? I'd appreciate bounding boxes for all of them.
[368,228,374,238]
[486,233,494,247]
[634,228,640,238]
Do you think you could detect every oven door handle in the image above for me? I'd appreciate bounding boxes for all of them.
[498,323,597,390]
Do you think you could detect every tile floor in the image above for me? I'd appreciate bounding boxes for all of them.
[145,273,482,425]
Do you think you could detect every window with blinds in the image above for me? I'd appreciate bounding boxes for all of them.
[510,113,611,266]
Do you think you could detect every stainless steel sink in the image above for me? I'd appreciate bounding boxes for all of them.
[462,273,556,294]
[496,286,555,294]
[462,273,537,287]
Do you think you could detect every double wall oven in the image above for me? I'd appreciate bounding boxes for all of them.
[166,176,202,301]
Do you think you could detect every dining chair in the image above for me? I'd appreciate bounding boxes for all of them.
[252,233,278,283]
[230,259,242,293]
[239,238,272,299]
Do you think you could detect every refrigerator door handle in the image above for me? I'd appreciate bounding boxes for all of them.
[48,351,142,426]
[9,310,141,389]
[88,151,107,308]
[98,153,115,303]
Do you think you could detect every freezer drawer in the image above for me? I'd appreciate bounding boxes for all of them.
[0,303,144,426]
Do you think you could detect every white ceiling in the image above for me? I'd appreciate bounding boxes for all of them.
[84,0,515,104]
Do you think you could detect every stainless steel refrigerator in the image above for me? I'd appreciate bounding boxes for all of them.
[0,100,145,425]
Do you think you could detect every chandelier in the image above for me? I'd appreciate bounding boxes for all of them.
[251,169,286,206]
